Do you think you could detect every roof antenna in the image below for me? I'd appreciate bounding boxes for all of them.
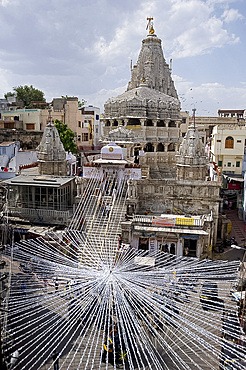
[192,108,196,129]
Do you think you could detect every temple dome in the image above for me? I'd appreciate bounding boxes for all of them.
[101,141,123,160]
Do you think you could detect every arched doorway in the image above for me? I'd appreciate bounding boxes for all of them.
[157,143,164,152]
[144,143,154,152]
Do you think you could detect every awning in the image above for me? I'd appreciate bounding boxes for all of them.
[134,225,208,235]
[223,174,244,182]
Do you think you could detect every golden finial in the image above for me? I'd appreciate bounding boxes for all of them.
[146,17,154,34]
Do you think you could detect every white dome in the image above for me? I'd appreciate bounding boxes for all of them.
[101,141,123,160]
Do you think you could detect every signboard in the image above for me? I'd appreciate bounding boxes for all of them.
[83,166,98,178]
[152,216,194,226]
[227,222,232,234]
[134,257,155,266]
[181,234,199,240]
[176,217,194,226]
[152,216,176,227]
[228,183,240,190]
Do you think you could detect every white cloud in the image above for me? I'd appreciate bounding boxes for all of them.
[175,78,246,116]
[0,68,14,96]
[0,0,244,117]
[83,86,127,112]
[158,0,241,58]
[221,8,244,23]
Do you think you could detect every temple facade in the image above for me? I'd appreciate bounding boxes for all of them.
[98,20,221,258]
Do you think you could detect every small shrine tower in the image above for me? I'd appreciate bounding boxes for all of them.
[176,110,208,181]
[37,110,67,176]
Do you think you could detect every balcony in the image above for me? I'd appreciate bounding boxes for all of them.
[8,207,72,225]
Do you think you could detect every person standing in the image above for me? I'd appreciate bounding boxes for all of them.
[52,350,59,370]
[106,204,111,218]
[112,187,117,201]
[21,282,27,296]
[55,278,59,293]
[101,202,105,216]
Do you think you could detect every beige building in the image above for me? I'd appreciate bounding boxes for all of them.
[2,108,43,131]
[185,113,245,143]
[210,124,246,176]
[1,98,102,153]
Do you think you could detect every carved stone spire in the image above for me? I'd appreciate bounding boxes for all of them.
[37,110,67,176]
[176,125,208,181]
[127,18,178,98]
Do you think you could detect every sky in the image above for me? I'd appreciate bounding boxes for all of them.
[0,0,245,117]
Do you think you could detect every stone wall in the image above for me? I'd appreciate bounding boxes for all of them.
[0,129,42,149]
[136,178,220,216]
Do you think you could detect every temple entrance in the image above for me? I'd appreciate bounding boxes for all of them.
[183,238,197,257]
[139,237,149,251]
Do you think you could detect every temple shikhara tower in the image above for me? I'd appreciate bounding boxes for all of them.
[37,110,67,176]
[102,18,181,179]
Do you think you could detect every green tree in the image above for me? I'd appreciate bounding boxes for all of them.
[54,119,77,154]
[78,99,86,107]
[5,85,45,107]
[61,96,86,108]
[4,92,15,99]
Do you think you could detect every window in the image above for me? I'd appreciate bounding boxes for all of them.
[168,120,176,127]
[218,161,222,167]
[96,114,99,120]
[237,140,241,143]
[26,123,35,130]
[227,162,231,167]
[182,118,186,123]
[236,161,240,167]
[82,133,88,141]
[217,140,221,142]
[78,135,81,142]
[225,136,234,149]
[78,121,81,128]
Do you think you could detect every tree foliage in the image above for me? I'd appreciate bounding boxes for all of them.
[54,119,77,154]
[5,85,45,107]
[61,95,87,108]
[4,91,15,99]
[78,99,86,107]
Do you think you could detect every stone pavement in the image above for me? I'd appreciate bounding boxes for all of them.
[224,209,246,248]
[213,209,246,262]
